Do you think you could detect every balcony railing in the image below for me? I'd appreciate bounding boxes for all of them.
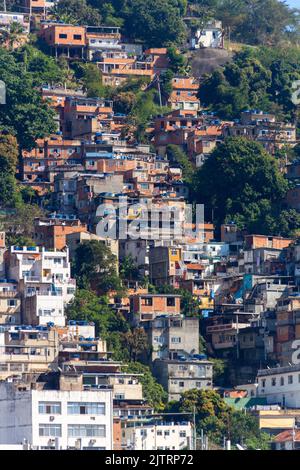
[0,291,19,298]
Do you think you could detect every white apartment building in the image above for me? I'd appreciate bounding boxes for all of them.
[257,364,300,408]
[0,378,113,450]
[7,246,76,326]
[123,422,192,450]
[0,281,21,324]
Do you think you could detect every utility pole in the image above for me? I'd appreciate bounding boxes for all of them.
[193,406,197,450]
[236,313,240,360]
[3,0,6,12]
[157,75,162,109]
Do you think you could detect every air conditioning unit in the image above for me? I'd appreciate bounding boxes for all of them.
[49,416,55,422]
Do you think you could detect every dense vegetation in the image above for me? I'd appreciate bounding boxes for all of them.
[192,137,300,236]
[199,47,300,122]
[0,48,56,150]
[46,0,300,48]
[166,389,271,449]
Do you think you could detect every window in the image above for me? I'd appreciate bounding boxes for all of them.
[171,337,181,344]
[59,33,67,39]
[179,381,184,387]
[271,378,276,387]
[167,297,175,307]
[280,377,284,386]
[73,34,82,40]
[261,379,266,388]
[67,402,105,415]
[288,375,293,385]
[9,364,22,371]
[68,424,106,437]
[164,430,170,436]
[39,424,61,437]
[179,431,186,438]
[7,299,17,307]
[157,430,162,436]
[143,297,153,306]
[39,402,61,415]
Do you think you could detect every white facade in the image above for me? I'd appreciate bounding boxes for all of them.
[124,422,192,450]
[257,365,300,408]
[8,246,76,326]
[0,384,113,450]
[0,12,29,32]
[192,22,223,49]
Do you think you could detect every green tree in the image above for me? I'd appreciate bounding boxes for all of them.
[73,240,123,294]
[169,389,271,448]
[80,63,107,98]
[156,284,201,317]
[122,0,186,46]
[199,47,300,122]
[167,46,187,74]
[233,0,299,46]
[0,21,25,50]
[14,44,68,86]
[166,144,194,184]
[119,255,140,281]
[124,362,168,410]
[2,203,44,245]
[0,48,56,150]
[192,137,290,235]
[121,327,148,361]
[210,358,229,387]
[66,288,129,337]
[0,133,21,208]
[50,0,102,25]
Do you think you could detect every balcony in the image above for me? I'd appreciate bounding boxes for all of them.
[0,291,19,298]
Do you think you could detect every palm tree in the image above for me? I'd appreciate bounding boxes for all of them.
[8,22,25,50]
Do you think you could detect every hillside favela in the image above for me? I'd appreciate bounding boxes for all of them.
[0,0,299,454]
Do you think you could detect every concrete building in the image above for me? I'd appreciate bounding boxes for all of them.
[0,281,21,325]
[153,358,213,401]
[149,246,182,286]
[0,373,113,450]
[7,246,76,326]
[190,21,224,49]
[143,315,200,362]
[130,294,181,324]
[33,216,87,250]
[41,23,86,59]
[123,421,192,450]
[0,326,59,379]
[257,364,300,408]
